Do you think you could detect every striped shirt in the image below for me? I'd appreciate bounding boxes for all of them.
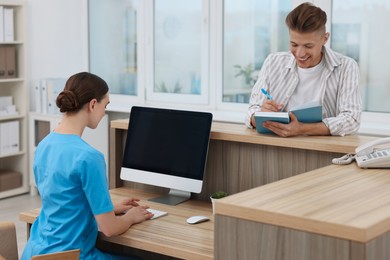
[245,46,362,136]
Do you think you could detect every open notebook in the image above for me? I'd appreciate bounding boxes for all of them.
[255,101,322,134]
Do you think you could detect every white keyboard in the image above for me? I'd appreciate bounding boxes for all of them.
[147,208,168,220]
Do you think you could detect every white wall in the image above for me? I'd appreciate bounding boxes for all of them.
[26,0,108,164]
[27,0,88,111]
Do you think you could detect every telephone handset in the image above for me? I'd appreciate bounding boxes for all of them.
[355,137,390,168]
[332,137,390,168]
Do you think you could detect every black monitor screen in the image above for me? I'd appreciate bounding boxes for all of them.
[122,106,213,181]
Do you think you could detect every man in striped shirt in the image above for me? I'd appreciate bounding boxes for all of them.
[246,2,362,137]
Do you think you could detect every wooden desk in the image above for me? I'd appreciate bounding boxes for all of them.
[20,188,213,260]
[214,164,390,260]
[110,120,377,200]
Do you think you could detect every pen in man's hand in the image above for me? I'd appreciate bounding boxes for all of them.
[261,88,273,100]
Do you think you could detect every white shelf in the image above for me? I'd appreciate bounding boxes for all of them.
[0,41,23,45]
[0,0,25,7]
[0,150,25,159]
[0,78,24,83]
[0,1,29,198]
[0,185,29,199]
[0,114,23,121]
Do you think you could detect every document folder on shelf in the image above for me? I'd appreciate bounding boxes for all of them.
[5,46,16,78]
[3,7,14,42]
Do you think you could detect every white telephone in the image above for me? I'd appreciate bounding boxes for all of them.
[332,137,390,168]
[355,137,390,168]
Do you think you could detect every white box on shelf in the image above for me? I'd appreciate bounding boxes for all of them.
[6,105,17,115]
[0,122,10,155]
[3,7,14,42]
[0,121,19,155]
[0,6,4,42]
[9,121,20,153]
[0,96,12,110]
[0,96,17,116]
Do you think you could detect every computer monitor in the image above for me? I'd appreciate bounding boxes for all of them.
[120,106,213,205]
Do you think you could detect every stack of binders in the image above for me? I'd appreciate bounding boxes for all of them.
[0,46,16,79]
[34,78,67,114]
[0,6,16,79]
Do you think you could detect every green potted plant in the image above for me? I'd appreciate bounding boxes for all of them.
[210,191,228,213]
[234,63,256,87]
[210,191,228,199]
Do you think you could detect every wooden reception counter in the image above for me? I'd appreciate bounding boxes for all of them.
[214,163,390,260]
[21,119,384,259]
[110,120,377,201]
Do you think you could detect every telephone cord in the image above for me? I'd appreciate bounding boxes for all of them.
[332,153,356,165]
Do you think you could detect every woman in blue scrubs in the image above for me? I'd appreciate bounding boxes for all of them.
[22,72,153,259]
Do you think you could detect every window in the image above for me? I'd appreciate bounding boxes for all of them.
[89,0,390,134]
[222,0,291,104]
[331,0,390,113]
[89,0,139,96]
[147,0,208,104]
[88,0,290,111]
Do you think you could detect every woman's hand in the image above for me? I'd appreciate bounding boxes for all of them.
[114,198,141,215]
[124,206,154,225]
[96,202,153,237]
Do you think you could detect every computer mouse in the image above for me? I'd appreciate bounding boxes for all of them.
[186,216,209,224]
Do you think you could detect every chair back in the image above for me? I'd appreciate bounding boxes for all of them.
[0,221,18,260]
[31,249,80,260]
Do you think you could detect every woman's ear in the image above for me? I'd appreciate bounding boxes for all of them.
[89,99,97,111]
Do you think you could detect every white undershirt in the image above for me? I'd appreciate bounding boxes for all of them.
[286,57,325,111]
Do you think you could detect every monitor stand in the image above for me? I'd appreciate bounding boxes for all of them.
[149,189,191,205]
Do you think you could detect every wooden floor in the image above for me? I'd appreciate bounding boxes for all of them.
[0,193,42,258]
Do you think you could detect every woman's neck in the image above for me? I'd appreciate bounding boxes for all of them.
[54,113,86,136]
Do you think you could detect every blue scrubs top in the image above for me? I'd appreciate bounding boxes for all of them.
[21,132,116,259]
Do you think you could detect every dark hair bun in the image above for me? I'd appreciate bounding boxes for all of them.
[55,72,109,113]
[56,90,80,112]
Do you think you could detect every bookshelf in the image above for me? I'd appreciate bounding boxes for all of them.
[0,0,28,198]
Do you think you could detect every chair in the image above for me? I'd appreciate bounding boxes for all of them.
[31,249,80,260]
[0,221,80,260]
[0,221,18,260]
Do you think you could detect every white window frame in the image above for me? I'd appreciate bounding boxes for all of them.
[101,0,390,136]
[213,0,250,115]
[143,0,210,105]
[106,0,146,113]
[313,0,390,136]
